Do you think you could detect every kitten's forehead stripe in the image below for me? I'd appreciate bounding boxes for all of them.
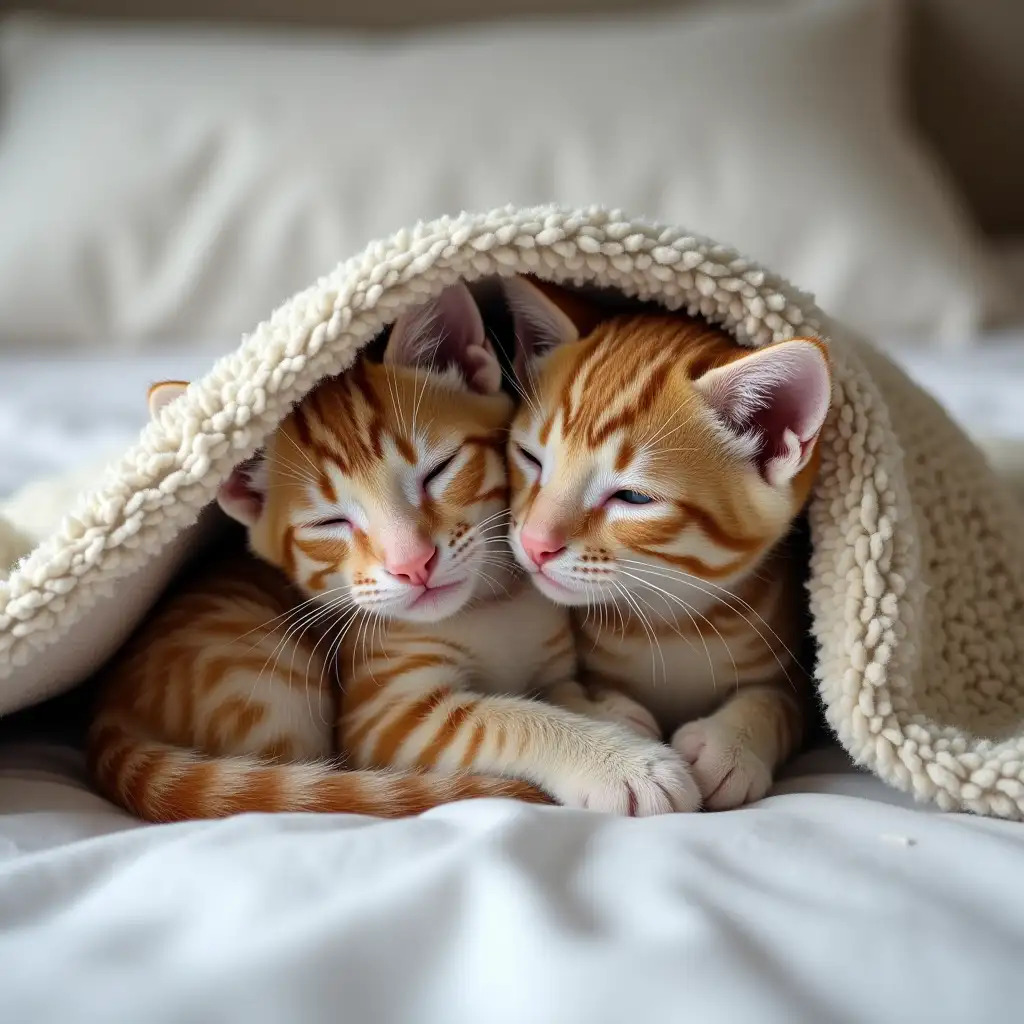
[614,439,636,474]
[443,449,487,509]
[395,436,417,465]
[555,317,729,451]
[290,366,400,481]
[318,471,338,505]
[286,365,512,496]
[291,404,313,447]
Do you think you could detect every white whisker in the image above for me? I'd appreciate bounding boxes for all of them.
[618,558,800,687]
[611,579,666,686]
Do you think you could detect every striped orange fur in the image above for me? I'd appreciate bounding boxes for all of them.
[502,276,831,810]
[88,283,699,823]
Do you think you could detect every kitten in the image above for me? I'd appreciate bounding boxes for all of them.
[502,276,830,810]
[88,283,698,823]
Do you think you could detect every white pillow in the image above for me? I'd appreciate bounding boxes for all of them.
[0,0,1001,350]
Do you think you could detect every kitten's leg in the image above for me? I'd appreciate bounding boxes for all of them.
[669,683,805,811]
[341,662,699,816]
[547,681,662,742]
[184,613,336,764]
[538,620,662,740]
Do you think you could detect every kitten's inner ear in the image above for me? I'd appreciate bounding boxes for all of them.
[384,282,501,395]
[502,277,581,374]
[216,453,269,528]
[694,339,831,487]
[147,380,189,418]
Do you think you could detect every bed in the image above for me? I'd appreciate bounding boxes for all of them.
[3,737,1024,1023]
[3,2,1024,1022]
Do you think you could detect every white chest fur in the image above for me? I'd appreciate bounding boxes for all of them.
[582,632,739,730]
[429,580,570,696]
[576,570,793,733]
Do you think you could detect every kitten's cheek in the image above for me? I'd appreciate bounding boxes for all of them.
[528,570,582,606]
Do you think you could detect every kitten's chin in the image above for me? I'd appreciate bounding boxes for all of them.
[389,578,475,623]
[526,570,593,607]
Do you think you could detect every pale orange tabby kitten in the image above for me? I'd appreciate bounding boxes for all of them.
[88,283,698,822]
[502,277,830,810]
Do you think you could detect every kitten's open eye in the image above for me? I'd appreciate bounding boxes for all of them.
[310,516,351,530]
[611,489,654,506]
[517,445,542,469]
[423,451,459,489]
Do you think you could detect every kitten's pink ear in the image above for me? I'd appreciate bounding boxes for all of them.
[502,276,580,378]
[695,339,831,487]
[384,282,501,395]
[216,454,269,528]
[147,380,188,418]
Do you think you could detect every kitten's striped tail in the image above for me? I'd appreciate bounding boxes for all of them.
[88,716,552,823]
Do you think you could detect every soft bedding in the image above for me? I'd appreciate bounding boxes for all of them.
[3,740,1024,1023]
[0,350,223,498]
[888,330,1024,441]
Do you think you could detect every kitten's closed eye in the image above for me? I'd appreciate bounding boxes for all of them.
[423,450,460,490]
[309,516,351,530]
[517,445,542,468]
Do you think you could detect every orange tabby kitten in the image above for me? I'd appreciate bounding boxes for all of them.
[502,277,830,810]
[88,283,698,823]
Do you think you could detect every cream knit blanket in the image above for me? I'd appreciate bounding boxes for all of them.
[2,205,1023,820]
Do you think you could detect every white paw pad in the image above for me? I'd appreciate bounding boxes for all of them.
[671,720,772,811]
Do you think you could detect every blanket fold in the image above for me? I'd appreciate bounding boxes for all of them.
[2,205,1023,819]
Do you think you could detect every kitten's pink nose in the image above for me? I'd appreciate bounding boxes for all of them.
[385,542,437,586]
[521,528,566,568]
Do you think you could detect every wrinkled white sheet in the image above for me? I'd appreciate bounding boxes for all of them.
[0,349,225,497]
[2,743,1024,1023]
[3,337,1024,1022]
[888,329,1024,441]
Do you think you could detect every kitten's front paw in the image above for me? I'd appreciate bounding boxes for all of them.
[555,730,701,816]
[589,691,662,741]
[671,720,772,810]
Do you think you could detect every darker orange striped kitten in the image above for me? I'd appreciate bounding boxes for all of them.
[502,276,830,809]
[88,283,698,823]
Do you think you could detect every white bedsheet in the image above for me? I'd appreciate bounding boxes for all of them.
[3,334,1024,1022]
[2,742,1024,1024]
[887,329,1024,441]
[0,349,225,498]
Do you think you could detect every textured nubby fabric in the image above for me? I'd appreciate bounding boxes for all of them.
[1,205,1022,819]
